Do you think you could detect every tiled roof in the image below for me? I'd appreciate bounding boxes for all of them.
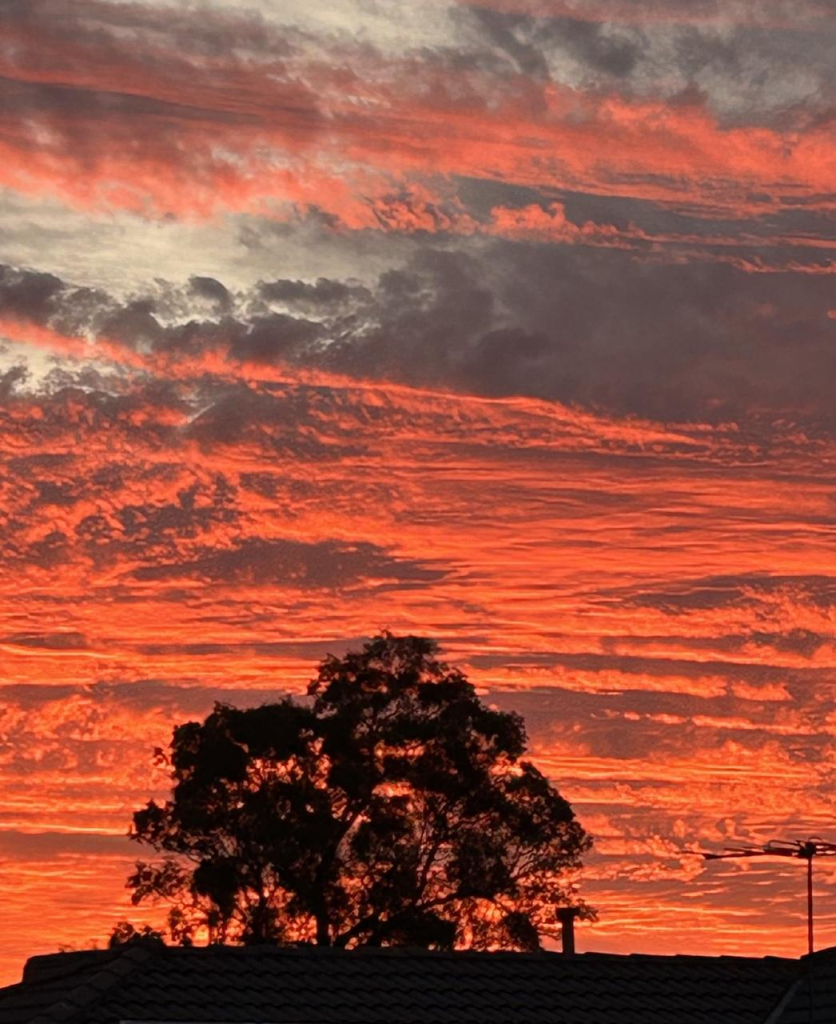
[0,944,808,1024]
[772,947,836,1024]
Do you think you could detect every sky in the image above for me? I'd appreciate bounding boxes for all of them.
[1,0,836,984]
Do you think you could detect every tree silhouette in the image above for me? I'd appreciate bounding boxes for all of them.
[108,921,165,948]
[126,633,593,950]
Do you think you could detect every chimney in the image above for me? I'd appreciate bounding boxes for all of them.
[557,907,579,956]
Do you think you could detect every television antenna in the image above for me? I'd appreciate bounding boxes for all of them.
[701,838,836,955]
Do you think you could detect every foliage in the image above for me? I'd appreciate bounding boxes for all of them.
[108,921,165,948]
[127,633,593,949]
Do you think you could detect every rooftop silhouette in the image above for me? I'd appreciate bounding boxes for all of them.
[1,942,831,1024]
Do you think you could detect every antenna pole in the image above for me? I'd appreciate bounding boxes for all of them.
[701,836,836,958]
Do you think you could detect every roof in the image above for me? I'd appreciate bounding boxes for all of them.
[772,947,836,1024]
[0,943,812,1024]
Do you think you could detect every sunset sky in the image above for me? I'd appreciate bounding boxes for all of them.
[1,0,836,984]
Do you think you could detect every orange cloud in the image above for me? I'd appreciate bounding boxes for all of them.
[1,361,835,978]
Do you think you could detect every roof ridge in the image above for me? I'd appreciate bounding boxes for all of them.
[762,976,803,1024]
[150,945,571,960]
[626,952,799,964]
[23,949,123,986]
[27,945,156,1024]
[97,944,799,963]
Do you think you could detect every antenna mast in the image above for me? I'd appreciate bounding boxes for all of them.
[702,837,836,955]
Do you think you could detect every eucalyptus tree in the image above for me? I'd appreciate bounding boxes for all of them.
[126,633,593,950]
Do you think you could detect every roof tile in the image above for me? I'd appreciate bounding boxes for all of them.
[0,945,809,1024]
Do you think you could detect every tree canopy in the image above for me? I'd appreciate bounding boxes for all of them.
[126,633,593,950]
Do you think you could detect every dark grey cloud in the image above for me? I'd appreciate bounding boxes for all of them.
[4,239,836,430]
[0,0,295,63]
[623,573,836,613]
[0,676,315,719]
[485,683,831,769]
[468,650,833,689]
[0,76,263,130]
[0,366,28,399]
[309,244,836,427]
[229,313,324,364]
[558,17,640,77]
[460,5,836,126]
[464,8,551,78]
[132,638,364,661]
[468,9,640,80]
[131,537,446,590]
[457,176,836,244]
[1,631,88,650]
[0,265,64,321]
[258,277,373,313]
[0,1,323,196]
[0,830,131,862]
[184,387,370,460]
[188,276,232,310]
[116,483,238,544]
